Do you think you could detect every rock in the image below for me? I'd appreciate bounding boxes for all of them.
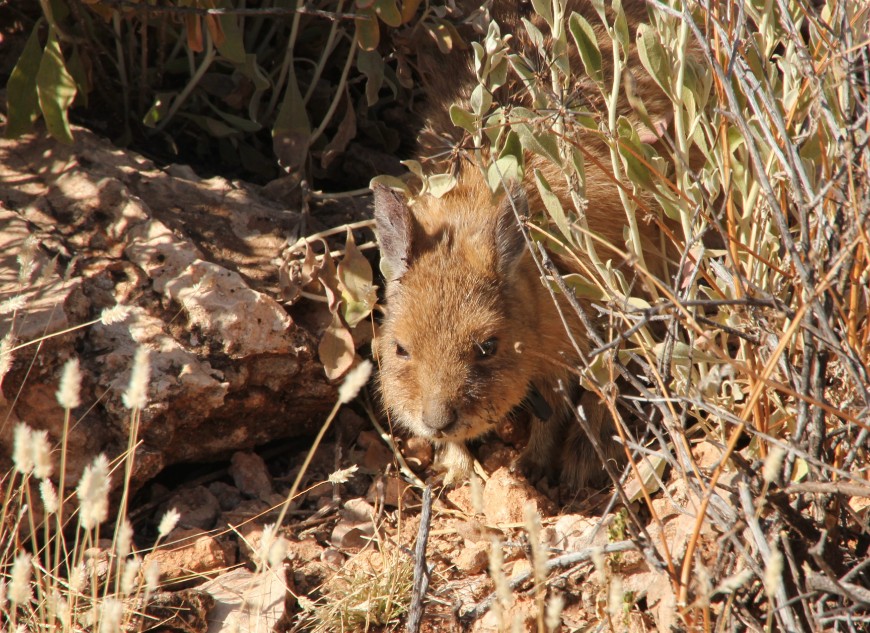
[146,528,229,586]
[321,548,345,568]
[286,536,325,566]
[551,514,600,552]
[199,567,286,633]
[208,482,243,511]
[446,483,477,515]
[482,468,556,524]
[144,589,215,633]
[0,126,337,501]
[478,444,516,474]
[330,497,377,549]
[166,486,222,530]
[229,452,273,500]
[366,474,414,508]
[473,597,537,633]
[454,542,490,574]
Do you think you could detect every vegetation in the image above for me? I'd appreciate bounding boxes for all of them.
[453,0,869,629]
[2,0,868,631]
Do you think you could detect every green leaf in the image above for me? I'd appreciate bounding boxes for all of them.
[355,9,380,51]
[143,92,174,128]
[181,113,239,138]
[5,25,43,138]
[272,70,311,172]
[521,18,546,53]
[374,0,402,28]
[36,30,77,145]
[611,0,630,49]
[400,0,422,23]
[486,154,520,192]
[470,84,492,116]
[369,174,410,195]
[357,49,384,107]
[636,24,671,97]
[560,273,605,300]
[239,54,270,123]
[449,104,476,134]
[616,116,654,188]
[511,108,561,166]
[569,145,586,197]
[530,0,554,29]
[66,46,91,108]
[216,12,246,64]
[204,100,262,133]
[427,173,457,198]
[426,20,455,54]
[338,229,377,328]
[534,168,572,242]
[569,12,602,83]
[499,129,524,164]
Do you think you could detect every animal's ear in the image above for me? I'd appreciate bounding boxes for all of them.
[373,184,414,281]
[494,184,529,276]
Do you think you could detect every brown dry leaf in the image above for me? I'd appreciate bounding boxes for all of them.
[204,14,226,48]
[318,243,342,313]
[279,242,322,304]
[319,312,355,380]
[300,241,321,287]
[186,15,203,53]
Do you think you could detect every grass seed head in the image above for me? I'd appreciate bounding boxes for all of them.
[99,597,124,633]
[31,429,53,480]
[56,357,82,410]
[40,479,59,514]
[12,423,34,475]
[763,546,783,599]
[0,332,15,389]
[338,360,372,404]
[100,304,132,326]
[116,518,134,558]
[9,552,33,607]
[122,346,151,410]
[157,507,180,537]
[121,558,141,595]
[77,454,112,530]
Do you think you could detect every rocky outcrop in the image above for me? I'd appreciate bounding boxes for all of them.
[0,125,346,493]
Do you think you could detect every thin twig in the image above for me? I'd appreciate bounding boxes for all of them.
[407,486,433,633]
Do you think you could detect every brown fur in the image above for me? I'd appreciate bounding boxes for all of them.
[374,0,679,487]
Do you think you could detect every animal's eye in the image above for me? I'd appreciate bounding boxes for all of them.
[475,337,499,359]
[395,342,410,359]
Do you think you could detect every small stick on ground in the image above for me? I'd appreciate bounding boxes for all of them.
[407,485,433,633]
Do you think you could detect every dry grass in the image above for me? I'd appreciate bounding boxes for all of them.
[434,0,869,630]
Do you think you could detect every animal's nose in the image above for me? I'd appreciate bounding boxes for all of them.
[422,400,458,433]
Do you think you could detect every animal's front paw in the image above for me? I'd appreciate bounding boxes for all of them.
[435,441,474,487]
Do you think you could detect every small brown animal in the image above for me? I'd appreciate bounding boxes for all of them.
[374,1,676,487]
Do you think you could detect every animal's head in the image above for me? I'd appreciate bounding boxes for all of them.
[372,182,549,442]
